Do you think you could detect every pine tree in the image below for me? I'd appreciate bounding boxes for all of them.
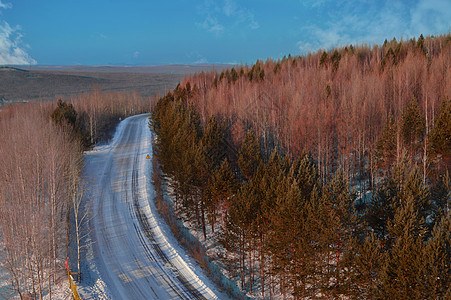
[322,171,356,296]
[379,165,429,298]
[380,199,426,298]
[366,176,398,241]
[401,98,425,161]
[402,167,431,222]
[429,98,450,169]
[331,49,341,72]
[207,159,237,233]
[262,150,282,219]
[51,99,77,127]
[202,115,224,172]
[319,51,328,66]
[267,175,307,298]
[291,154,319,197]
[348,232,383,298]
[417,34,425,53]
[51,99,88,147]
[238,130,261,181]
[375,113,397,173]
[430,171,450,223]
[228,163,266,292]
[421,213,451,298]
[266,156,321,298]
[380,219,425,298]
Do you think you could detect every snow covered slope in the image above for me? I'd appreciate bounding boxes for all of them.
[80,114,224,299]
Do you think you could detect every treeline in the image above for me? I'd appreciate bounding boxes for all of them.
[70,88,152,147]
[0,89,150,298]
[186,34,450,187]
[151,34,450,299]
[0,103,83,299]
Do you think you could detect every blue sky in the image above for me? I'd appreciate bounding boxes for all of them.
[0,0,450,65]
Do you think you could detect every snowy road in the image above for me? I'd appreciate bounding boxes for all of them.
[82,114,221,299]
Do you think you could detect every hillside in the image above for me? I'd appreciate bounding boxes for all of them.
[151,34,451,298]
[0,64,228,105]
[182,34,450,180]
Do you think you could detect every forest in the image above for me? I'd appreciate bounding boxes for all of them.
[0,33,449,299]
[0,89,151,298]
[151,34,450,298]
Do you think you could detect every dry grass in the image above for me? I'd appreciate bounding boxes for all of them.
[0,66,185,104]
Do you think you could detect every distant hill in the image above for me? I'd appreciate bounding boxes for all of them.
[22,64,230,74]
[0,64,229,104]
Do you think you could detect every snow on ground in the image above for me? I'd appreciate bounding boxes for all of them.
[42,274,72,300]
[0,248,72,300]
[77,114,227,299]
[162,183,254,299]
[0,240,14,300]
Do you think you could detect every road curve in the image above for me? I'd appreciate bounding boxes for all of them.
[84,114,219,299]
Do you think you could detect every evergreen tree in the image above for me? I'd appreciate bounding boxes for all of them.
[228,162,266,292]
[367,159,428,248]
[51,99,77,127]
[262,150,282,218]
[238,130,261,181]
[291,154,319,197]
[266,156,320,298]
[375,113,397,173]
[430,171,450,223]
[267,175,307,298]
[202,115,225,172]
[366,176,398,241]
[402,167,431,222]
[381,47,396,69]
[401,98,425,161]
[348,232,383,298]
[51,99,88,147]
[380,198,426,298]
[247,60,265,81]
[321,171,356,296]
[303,184,324,295]
[257,150,283,297]
[230,67,239,82]
[417,34,425,53]
[422,213,451,298]
[429,98,451,166]
[207,159,237,233]
[319,51,328,66]
[331,49,341,72]
[378,165,430,298]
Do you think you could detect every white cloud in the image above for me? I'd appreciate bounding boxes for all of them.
[197,0,259,36]
[223,0,237,17]
[198,15,225,36]
[409,0,451,36]
[223,0,259,30]
[0,1,11,9]
[186,51,208,65]
[297,0,451,54]
[0,2,36,65]
[194,57,208,64]
[0,21,36,65]
[300,0,329,8]
[296,41,313,54]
